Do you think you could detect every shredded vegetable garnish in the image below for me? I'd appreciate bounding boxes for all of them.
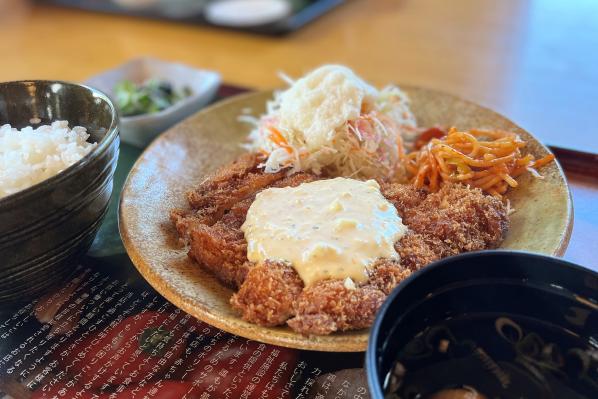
[243,65,417,181]
[405,127,556,198]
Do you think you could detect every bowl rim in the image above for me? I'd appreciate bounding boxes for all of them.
[0,79,119,206]
[115,72,221,124]
[84,56,222,124]
[365,249,598,398]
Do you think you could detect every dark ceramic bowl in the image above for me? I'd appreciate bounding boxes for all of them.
[366,251,598,399]
[0,80,119,303]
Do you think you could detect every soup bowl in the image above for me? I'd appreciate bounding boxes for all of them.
[366,251,598,399]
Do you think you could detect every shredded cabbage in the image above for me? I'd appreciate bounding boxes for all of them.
[243,65,417,181]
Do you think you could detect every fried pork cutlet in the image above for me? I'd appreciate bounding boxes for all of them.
[171,153,284,238]
[171,154,318,288]
[231,259,411,331]
[367,259,413,295]
[380,183,427,218]
[287,280,386,335]
[394,232,442,272]
[173,155,509,335]
[195,171,317,286]
[231,261,304,327]
[188,218,249,288]
[403,183,509,256]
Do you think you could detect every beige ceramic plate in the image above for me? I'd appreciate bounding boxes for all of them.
[119,87,573,352]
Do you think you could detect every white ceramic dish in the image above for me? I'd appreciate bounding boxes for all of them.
[86,57,221,147]
[204,0,292,27]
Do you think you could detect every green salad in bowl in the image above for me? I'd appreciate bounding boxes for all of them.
[114,79,192,117]
[85,57,220,147]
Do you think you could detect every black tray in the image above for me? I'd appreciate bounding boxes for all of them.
[40,0,345,35]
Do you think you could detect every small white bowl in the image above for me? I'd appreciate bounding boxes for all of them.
[86,57,221,147]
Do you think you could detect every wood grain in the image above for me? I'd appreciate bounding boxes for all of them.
[566,175,598,271]
[548,148,598,271]
[0,0,596,153]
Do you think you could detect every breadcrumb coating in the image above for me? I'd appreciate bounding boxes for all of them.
[367,259,413,294]
[231,261,304,327]
[380,183,427,218]
[287,280,386,335]
[172,154,509,335]
[403,183,509,254]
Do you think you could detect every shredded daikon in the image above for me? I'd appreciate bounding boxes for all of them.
[243,65,417,181]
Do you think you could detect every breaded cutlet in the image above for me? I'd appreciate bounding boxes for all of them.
[172,154,509,335]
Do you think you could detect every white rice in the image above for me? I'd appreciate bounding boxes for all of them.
[0,121,97,199]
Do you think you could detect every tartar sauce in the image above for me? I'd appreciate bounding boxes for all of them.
[242,178,407,286]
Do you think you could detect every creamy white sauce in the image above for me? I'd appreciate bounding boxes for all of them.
[242,178,407,286]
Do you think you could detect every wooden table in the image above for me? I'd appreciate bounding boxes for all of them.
[2,0,597,152]
[1,0,597,267]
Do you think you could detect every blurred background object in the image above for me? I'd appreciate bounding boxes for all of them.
[86,57,220,147]
[1,0,596,154]
[204,0,292,27]
[39,0,343,34]
[0,0,596,269]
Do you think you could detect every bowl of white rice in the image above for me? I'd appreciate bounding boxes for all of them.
[0,80,119,303]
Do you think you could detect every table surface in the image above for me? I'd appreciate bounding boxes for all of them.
[0,1,597,268]
[1,0,597,153]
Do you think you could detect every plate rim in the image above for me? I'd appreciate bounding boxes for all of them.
[119,87,573,352]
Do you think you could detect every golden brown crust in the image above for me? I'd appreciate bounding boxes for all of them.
[380,183,427,218]
[394,232,442,272]
[403,183,509,254]
[171,153,285,236]
[287,280,386,335]
[174,154,318,289]
[367,259,413,295]
[188,221,249,288]
[230,261,304,327]
[172,154,509,335]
